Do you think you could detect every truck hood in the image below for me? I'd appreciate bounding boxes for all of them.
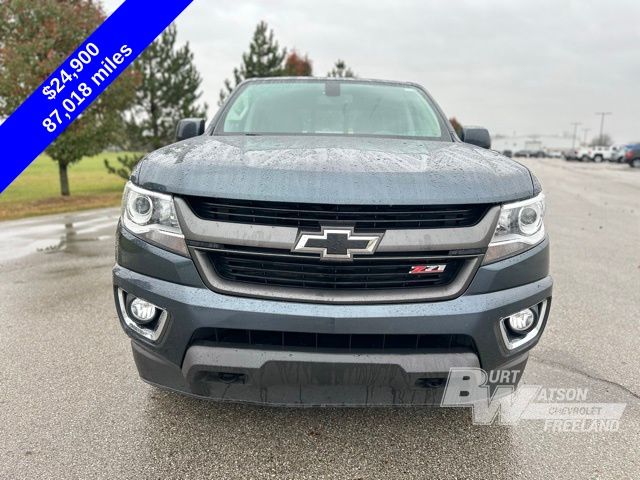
[134,135,534,204]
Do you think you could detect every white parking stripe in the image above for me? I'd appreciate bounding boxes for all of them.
[4,215,117,238]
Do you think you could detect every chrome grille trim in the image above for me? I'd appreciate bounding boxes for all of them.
[175,199,500,252]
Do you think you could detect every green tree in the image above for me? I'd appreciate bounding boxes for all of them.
[327,59,355,78]
[283,50,313,76]
[103,154,142,181]
[0,0,138,196]
[219,21,287,105]
[105,23,208,180]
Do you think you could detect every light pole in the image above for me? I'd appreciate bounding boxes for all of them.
[582,128,590,146]
[571,122,581,149]
[595,112,612,145]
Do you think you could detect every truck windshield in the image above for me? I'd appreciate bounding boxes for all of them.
[218,80,449,140]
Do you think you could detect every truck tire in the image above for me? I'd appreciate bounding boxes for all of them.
[593,155,603,163]
[631,158,640,168]
[581,155,590,162]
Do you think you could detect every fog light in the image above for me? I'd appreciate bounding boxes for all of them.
[129,297,157,324]
[507,308,535,333]
[117,289,168,342]
[499,300,548,351]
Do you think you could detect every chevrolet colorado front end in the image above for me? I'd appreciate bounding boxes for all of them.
[112,78,552,406]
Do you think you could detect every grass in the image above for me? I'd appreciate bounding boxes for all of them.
[0,152,130,221]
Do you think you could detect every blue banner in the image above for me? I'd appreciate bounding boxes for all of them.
[0,0,193,193]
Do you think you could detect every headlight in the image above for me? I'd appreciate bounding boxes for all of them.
[121,182,189,257]
[483,193,546,264]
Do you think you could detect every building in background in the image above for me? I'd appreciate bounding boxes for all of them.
[492,133,576,154]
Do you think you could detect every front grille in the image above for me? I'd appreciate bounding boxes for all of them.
[183,196,490,230]
[206,248,465,290]
[191,328,476,353]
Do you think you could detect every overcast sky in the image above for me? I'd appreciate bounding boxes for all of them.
[105,0,640,143]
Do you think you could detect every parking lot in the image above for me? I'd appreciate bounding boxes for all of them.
[1,158,638,479]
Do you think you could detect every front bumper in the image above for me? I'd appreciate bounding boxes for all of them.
[113,236,552,405]
[131,341,533,406]
[113,227,552,406]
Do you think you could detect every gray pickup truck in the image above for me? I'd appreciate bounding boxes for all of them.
[113,78,552,406]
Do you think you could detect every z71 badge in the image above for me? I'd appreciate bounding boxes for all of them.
[409,265,446,274]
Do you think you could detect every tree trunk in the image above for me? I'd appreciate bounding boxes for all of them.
[58,162,70,196]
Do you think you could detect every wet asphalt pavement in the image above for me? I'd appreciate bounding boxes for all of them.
[1,158,639,479]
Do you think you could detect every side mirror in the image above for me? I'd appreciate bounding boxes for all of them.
[175,118,206,141]
[461,126,491,149]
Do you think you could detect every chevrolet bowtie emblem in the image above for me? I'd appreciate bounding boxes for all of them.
[292,227,383,261]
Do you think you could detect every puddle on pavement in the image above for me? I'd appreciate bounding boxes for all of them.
[36,222,112,254]
[1,214,118,262]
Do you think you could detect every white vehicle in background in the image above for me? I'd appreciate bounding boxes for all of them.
[578,145,608,163]
[608,144,626,162]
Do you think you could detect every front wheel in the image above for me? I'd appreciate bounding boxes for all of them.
[581,155,590,162]
[630,158,640,168]
[593,155,603,163]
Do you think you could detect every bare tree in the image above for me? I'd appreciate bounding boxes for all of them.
[590,134,612,147]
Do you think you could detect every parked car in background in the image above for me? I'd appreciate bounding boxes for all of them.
[502,149,513,158]
[563,149,579,161]
[608,144,627,163]
[514,149,545,158]
[547,150,563,159]
[514,150,547,158]
[624,144,640,168]
[578,145,608,162]
[576,147,589,161]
